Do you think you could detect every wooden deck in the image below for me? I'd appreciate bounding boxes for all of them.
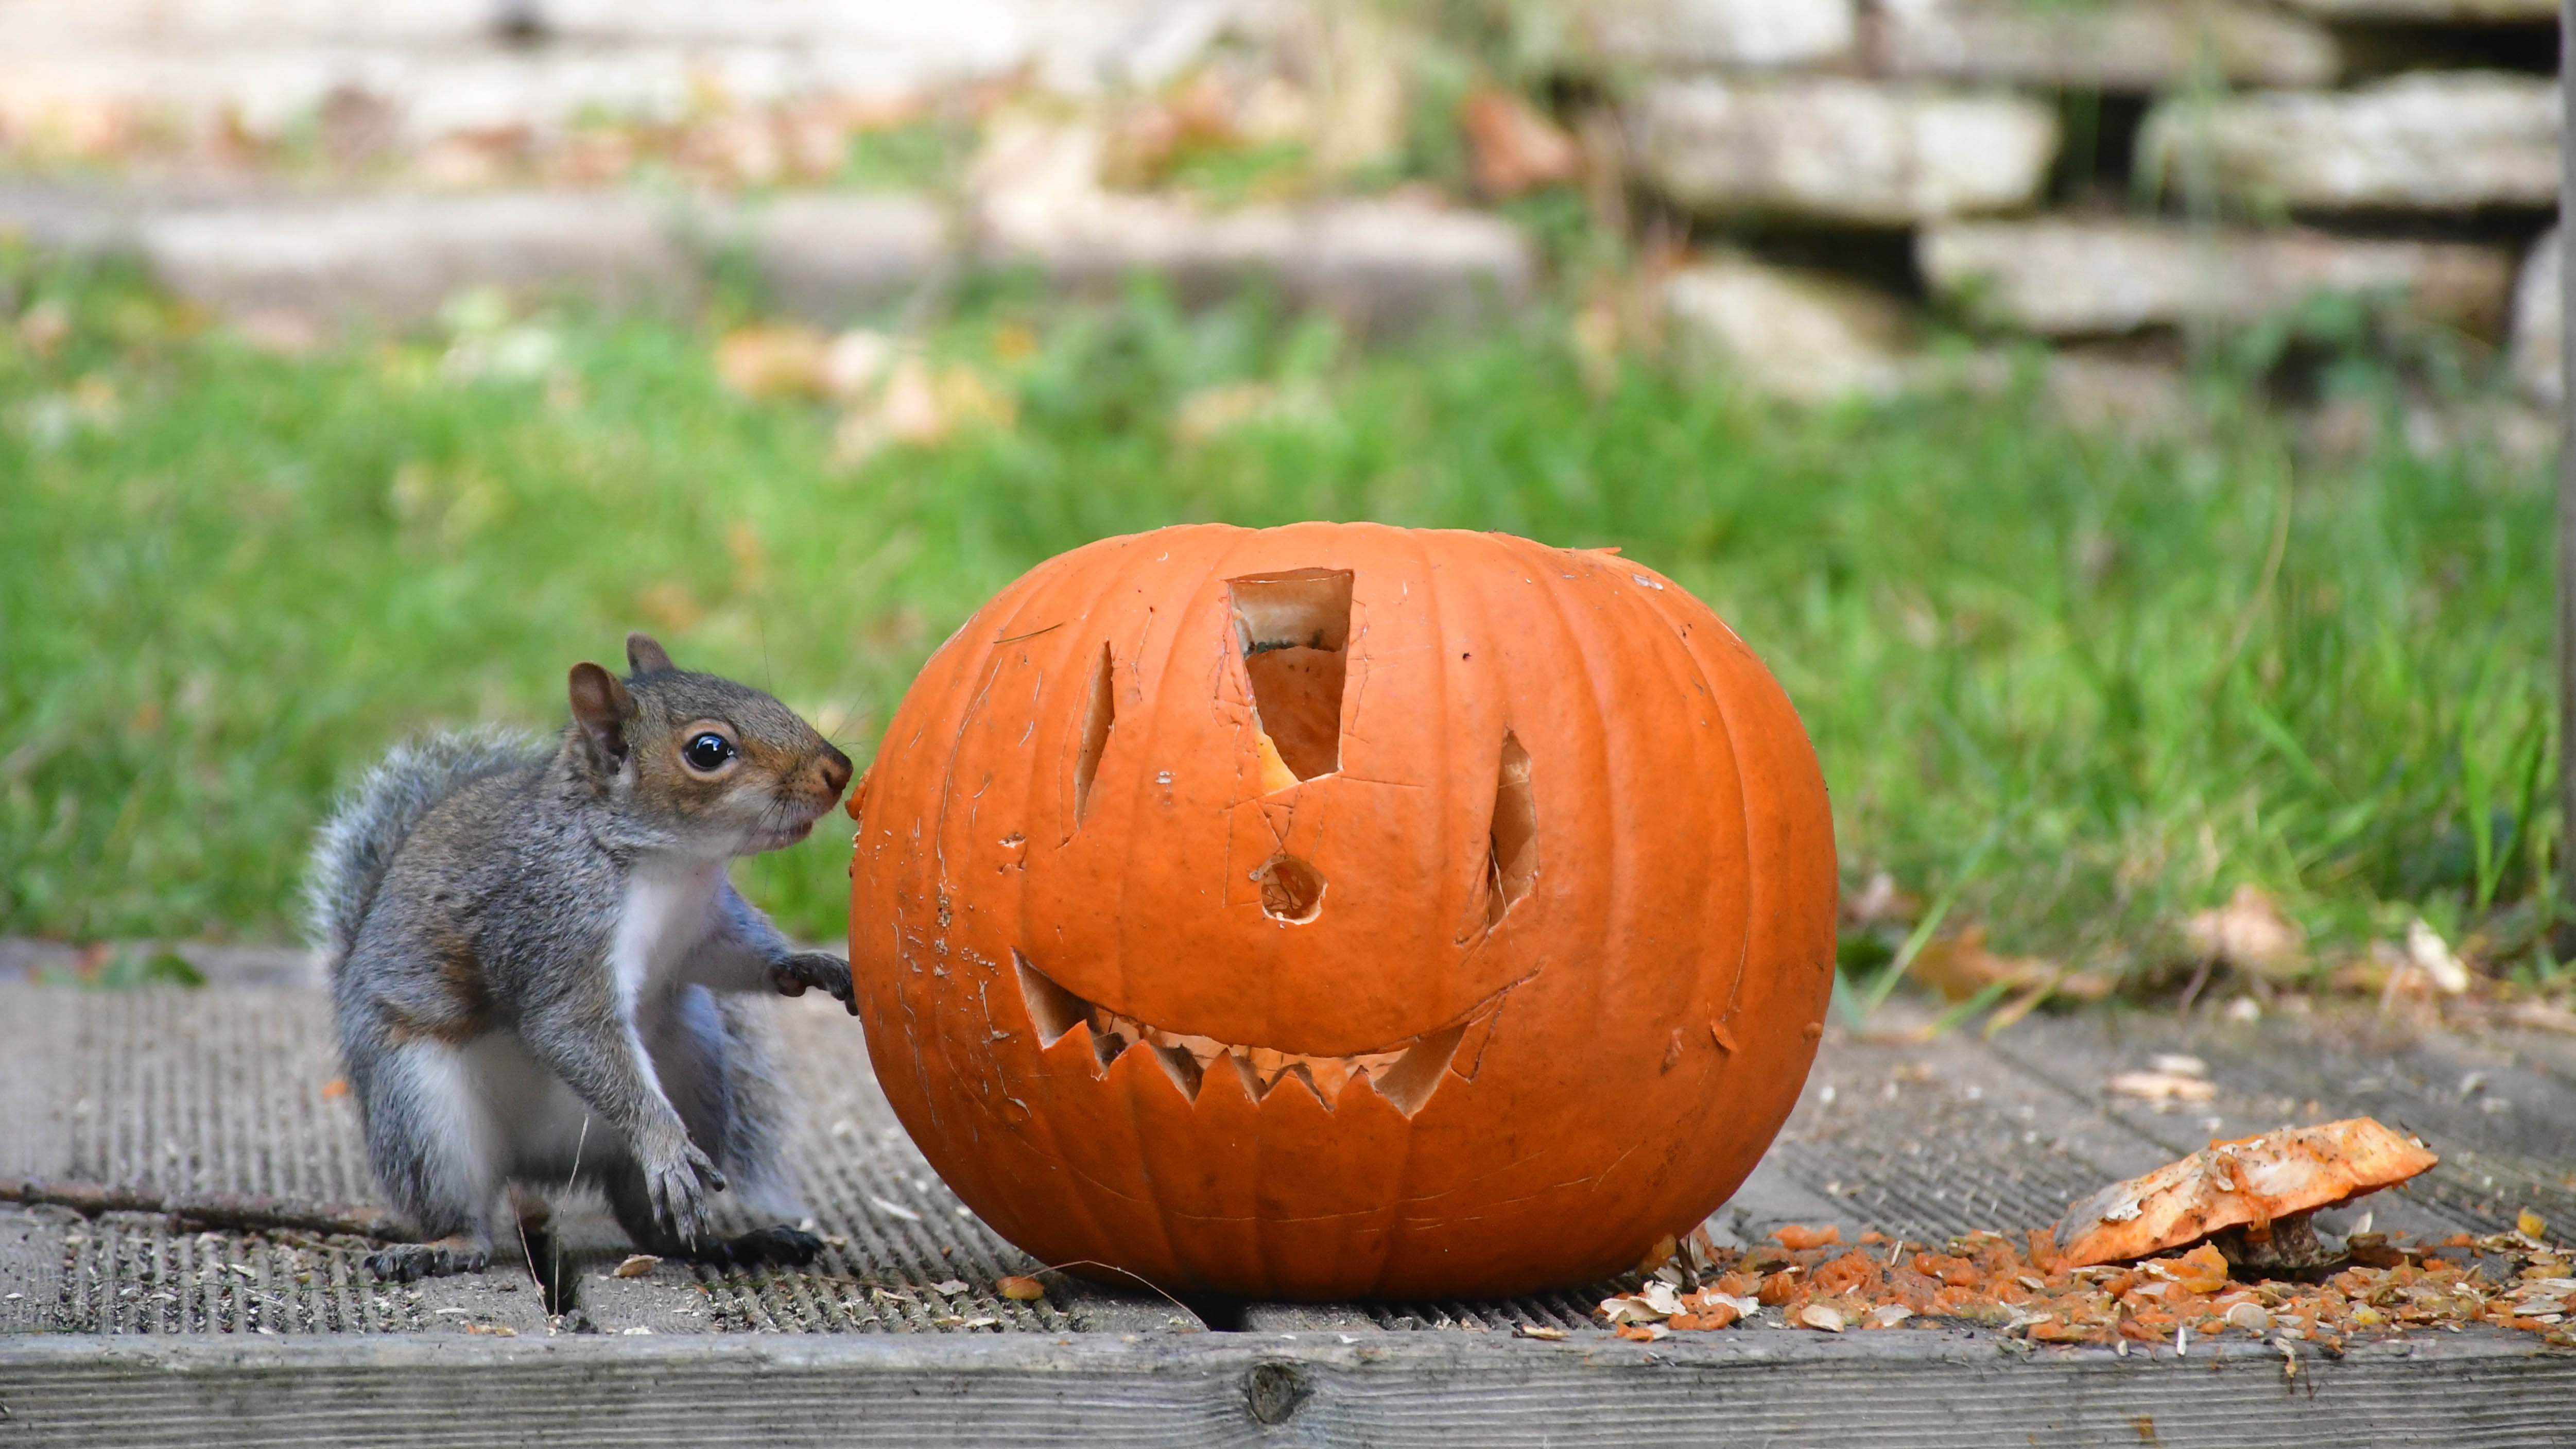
[3,974,2571,1445]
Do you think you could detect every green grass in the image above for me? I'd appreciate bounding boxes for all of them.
[0,248,2557,995]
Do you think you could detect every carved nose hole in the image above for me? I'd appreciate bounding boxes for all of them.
[1254,853,1326,923]
[1484,732,1537,927]
[1229,568,1353,786]
[1074,643,1114,824]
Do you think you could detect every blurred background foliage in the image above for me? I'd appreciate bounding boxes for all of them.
[0,239,2555,1001]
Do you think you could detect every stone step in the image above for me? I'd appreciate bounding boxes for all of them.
[1571,0,1858,68]
[0,178,1529,334]
[1870,0,2341,92]
[2136,71,2559,214]
[1627,76,2059,227]
[2272,0,2557,19]
[2508,226,2561,406]
[1920,217,2518,336]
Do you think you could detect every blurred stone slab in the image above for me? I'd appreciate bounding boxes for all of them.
[137,191,694,322]
[1870,0,2339,91]
[1629,77,2058,226]
[1571,0,1856,68]
[1660,252,1911,403]
[0,937,319,989]
[2509,226,2560,407]
[0,0,1254,135]
[1922,218,2517,336]
[2137,72,2558,213]
[972,120,1533,331]
[719,193,954,320]
[2272,0,2556,18]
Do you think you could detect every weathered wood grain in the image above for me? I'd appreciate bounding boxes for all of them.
[1,1327,2568,1448]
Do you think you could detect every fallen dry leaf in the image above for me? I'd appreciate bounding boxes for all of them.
[2105,1070,2217,1102]
[2406,919,2471,995]
[2053,1118,2437,1269]
[1459,88,1580,198]
[2504,999,2576,1036]
[1840,871,1917,928]
[613,1254,661,1278]
[715,323,833,400]
[1911,927,2116,1006]
[996,1274,1046,1302]
[2183,885,2306,980]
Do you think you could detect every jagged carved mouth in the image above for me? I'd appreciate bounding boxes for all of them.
[1012,951,1496,1118]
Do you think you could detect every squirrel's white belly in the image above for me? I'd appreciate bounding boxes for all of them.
[609,857,724,1016]
[457,1032,596,1177]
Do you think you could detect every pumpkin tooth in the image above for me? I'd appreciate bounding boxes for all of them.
[1012,948,1093,1047]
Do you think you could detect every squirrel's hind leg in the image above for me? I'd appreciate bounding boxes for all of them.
[351,1038,504,1280]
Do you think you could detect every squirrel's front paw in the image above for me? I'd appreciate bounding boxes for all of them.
[772,952,858,1015]
[643,1135,728,1247]
[366,1236,490,1282]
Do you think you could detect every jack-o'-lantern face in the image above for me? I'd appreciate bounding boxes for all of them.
[849,523,1834,1301]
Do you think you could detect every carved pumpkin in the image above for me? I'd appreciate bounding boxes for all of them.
[848,523,1835,1300]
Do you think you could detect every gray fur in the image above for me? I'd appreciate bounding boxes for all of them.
[304,638,854,1279]
[304,726,547,966]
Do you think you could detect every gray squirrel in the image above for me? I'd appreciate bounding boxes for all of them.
[306,633,857,1281]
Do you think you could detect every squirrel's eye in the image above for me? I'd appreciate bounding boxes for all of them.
[683,732,736,772]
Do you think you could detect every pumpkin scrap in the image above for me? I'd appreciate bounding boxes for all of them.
[1589,1215,2574,1350]
[2053,1118,2436,1269]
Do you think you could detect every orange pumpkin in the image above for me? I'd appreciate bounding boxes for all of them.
[847,523,1835,1300]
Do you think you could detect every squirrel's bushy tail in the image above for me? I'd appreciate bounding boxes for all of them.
[305,727,549,967]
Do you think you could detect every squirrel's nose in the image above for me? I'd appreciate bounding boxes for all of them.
[820,745,853,799]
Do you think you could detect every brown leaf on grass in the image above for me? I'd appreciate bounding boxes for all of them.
[1839,871,1917,929]
[1912,926,2113,1005]
[2183,885,2306,980]
[2053,1118,2437,1269]
[715,324,832,400]
[997,1274,1046,1301]
[1459,88,1580,198]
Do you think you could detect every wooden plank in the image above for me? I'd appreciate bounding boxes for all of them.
[0,1327,2568,1448]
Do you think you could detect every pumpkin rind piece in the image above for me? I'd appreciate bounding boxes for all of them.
[2052,1117,2439,1269]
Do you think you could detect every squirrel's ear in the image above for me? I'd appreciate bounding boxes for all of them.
[625,632,675,676]
[568,662,634,765]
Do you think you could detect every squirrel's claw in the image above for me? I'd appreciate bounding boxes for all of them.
[774,952,858,1015]
[644,1137,727,1246]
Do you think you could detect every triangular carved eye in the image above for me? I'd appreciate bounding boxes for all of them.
[1484,733,1537,928]
[1073,643,1114,825]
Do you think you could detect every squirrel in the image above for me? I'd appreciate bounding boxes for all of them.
[305,633,857,1282]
